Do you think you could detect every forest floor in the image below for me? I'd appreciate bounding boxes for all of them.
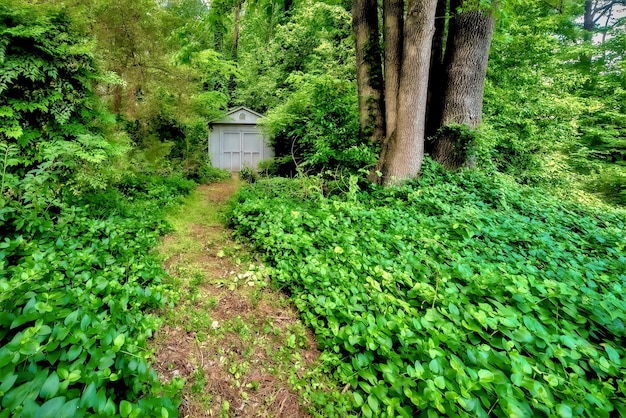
[151,177,328,417]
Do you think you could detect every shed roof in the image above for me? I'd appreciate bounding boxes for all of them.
[212,106,264,125]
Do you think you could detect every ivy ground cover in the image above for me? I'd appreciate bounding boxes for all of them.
[228,163,626,417]
[0,175,195,417]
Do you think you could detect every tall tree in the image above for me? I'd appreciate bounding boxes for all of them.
[378,0,438,182]
[382,0,403,137]
[357,0,495,183]
[352,0,385,144]
[429,2,495,169]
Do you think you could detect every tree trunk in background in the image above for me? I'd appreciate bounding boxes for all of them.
[430,7,494,169]
[284,0,293,14]
[425,0,449,141]
[232,3,241,62]
[228,1,243,106]
[352,0,385,144]
[580,0,593,72]
[379,0,438,183]
[112,84,122,114]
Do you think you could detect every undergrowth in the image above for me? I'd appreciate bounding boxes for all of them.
[0,174,195,417]
[228,160,626,417]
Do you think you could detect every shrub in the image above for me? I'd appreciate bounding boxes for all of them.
[260,73,377,176]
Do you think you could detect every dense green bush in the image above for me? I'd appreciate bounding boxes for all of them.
[261,73,375,176]
[229,160,626,417]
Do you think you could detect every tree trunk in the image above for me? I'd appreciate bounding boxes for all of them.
[232,3,241,62]
[352,0,385,144]
[379,0,438,184]
[382,0,403,136]
[580,0,593,72]
[425,0,449,141]
[228,1,243,105]
[430,7,494,169]
[284,0,293,14]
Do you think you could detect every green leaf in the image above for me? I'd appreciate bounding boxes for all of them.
[37,396,66,418]
[362,404,373,418]
[64,310,79,327]
[0,370,17,393]
[120,400,133,417]
[95,388,107,413]
[67,345,82,362]
[58,398,80,418]
[40,372,60,399]
[604,345,620,364]
[367,394,379,414]
[0,351,14,369]
[478,369,494,383]
[80,382,96,408]
[113,334,125,349]
[556,403,572,418]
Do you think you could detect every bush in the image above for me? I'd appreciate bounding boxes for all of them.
[229,161,626,417]
[196,163,231,184]
[261,73,377,176]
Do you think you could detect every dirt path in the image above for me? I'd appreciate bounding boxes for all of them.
[152,179,321,417]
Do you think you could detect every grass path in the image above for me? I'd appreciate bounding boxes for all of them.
[152,178,326,417]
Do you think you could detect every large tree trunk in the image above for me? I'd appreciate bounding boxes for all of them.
[371,0,403,183]
[382,0,403,136]
[430,7,494,169]
[352,0,385,144]
[378,0,438,184]
[425,0,449,141]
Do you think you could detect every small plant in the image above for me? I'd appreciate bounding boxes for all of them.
[239,165,260,184]
[197,163,231,184]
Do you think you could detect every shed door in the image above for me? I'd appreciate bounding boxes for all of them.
[220,129,264,171]
[242,132,262,168]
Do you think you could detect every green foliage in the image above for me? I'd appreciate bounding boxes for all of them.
[239,165,260,184]
[0,0,126,192]
[233,0,373,175]
[229,159,626,417]
[261,73,376,175]
[196,163,231,184]
[482,4,581,184]
[236,0,355,112]
[483,2,626,204]
[0,173,189,417]
[0,3,186,415]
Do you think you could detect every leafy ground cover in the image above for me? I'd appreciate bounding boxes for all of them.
[152,178,351,417]
[0,174,196,417]
[228,161,626,417]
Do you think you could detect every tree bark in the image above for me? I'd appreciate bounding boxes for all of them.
[382,0,403,136]
[352,0,385,144]
[425,0,449,141]
[232,2,241,62]
[580,0,593,72]
[430,7,494,169]
[379,0,438,184]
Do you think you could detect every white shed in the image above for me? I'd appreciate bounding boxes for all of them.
[208,106,273,171]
